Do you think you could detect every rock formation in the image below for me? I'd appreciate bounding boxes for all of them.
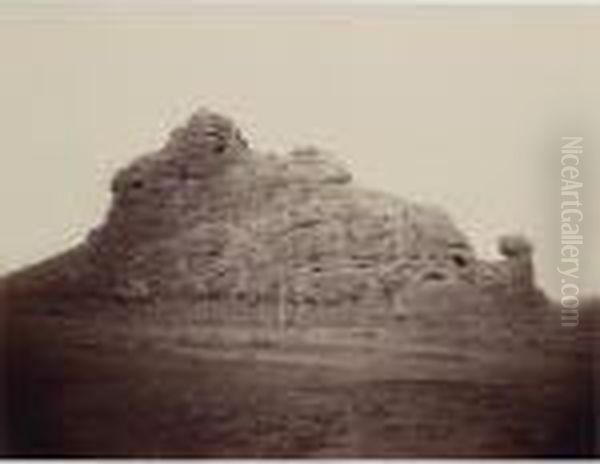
[3,108,594,458]
[498,234,535,290]
[48,108,539,325]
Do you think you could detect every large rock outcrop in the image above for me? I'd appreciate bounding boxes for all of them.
[3,109,595,459]
[54,108,539,324]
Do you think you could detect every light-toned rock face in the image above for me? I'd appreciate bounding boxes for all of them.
[82,109,536,315]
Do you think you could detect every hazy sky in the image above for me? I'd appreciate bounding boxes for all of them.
[0,5,598,297]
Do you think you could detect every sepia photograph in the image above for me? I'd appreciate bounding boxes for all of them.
[0,1,598,458]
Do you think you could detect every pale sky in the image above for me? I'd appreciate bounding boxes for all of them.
[0,5,598,298]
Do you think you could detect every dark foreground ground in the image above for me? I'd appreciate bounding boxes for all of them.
[1,286,597,457]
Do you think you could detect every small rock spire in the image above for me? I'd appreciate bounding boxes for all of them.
[498,234,535,291]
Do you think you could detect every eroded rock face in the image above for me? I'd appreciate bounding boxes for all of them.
[79,109,538,318]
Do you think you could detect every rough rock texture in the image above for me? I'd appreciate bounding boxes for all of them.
[60,108,541,323]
